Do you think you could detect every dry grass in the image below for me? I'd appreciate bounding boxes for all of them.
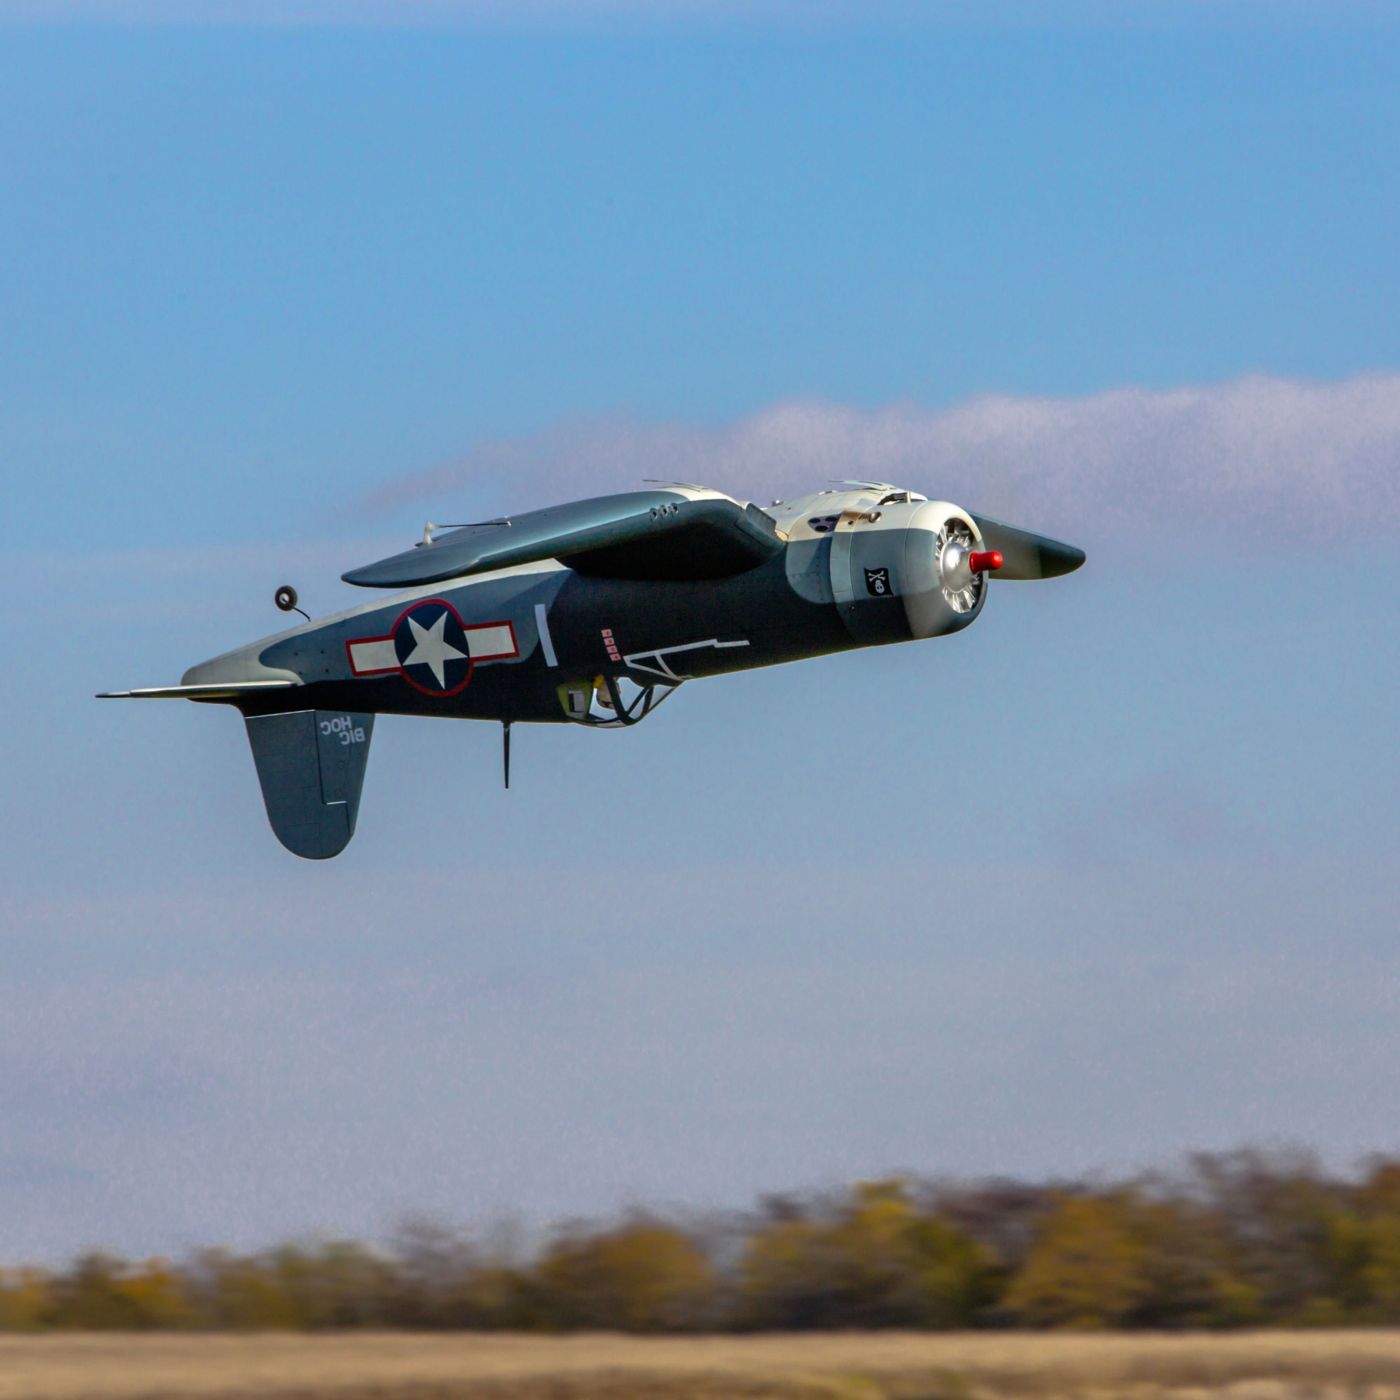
[3,1331,1400,1400]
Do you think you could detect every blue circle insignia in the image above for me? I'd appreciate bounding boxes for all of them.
[391,600,473,696]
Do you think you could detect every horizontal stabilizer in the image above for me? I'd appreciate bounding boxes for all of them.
[970,515,1086,580]
[97,680,297,701]
[343,490,784,588]
[245,709,374,860]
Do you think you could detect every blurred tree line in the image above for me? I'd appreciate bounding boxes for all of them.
[11,1150,1400,1332]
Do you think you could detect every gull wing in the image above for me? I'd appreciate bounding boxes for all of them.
[343,490,784,588]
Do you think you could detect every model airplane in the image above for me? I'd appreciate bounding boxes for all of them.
[100,483,1084,858]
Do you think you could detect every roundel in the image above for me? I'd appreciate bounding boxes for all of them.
[391,599,474,696]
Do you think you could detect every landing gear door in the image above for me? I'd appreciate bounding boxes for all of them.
[556,675,679,728]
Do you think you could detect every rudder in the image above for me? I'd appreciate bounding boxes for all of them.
[244,709,374,859]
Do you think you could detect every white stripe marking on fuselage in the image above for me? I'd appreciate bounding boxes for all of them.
[534,602,558,667]
[465,623,517,661]
[348,639,398,674]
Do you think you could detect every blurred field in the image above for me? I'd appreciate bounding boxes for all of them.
[5,1332,1400,1400]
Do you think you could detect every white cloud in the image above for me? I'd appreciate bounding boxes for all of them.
[370,372,1400,542]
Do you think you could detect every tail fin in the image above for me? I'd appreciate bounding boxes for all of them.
[244,709,374,859]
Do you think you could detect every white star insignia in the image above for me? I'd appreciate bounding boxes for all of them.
[400,611,467,688]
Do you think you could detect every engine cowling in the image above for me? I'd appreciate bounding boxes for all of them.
[900,501,997,640]
[802,487,1082,645]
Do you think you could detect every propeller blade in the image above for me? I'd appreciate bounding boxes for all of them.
[970,515,1086,580]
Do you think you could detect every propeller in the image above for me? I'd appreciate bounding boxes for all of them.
[970,515,1086,580]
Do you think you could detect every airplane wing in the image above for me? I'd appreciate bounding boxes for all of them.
[970,515,1086,580]
[342,490,785,588]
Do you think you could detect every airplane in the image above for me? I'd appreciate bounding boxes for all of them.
[100,482,1085,859]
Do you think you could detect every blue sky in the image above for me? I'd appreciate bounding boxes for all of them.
[2,3,1398,1259]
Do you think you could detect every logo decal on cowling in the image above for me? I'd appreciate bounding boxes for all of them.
[346,600,518,697]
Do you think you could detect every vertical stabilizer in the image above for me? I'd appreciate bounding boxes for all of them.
[244,710,374,859]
